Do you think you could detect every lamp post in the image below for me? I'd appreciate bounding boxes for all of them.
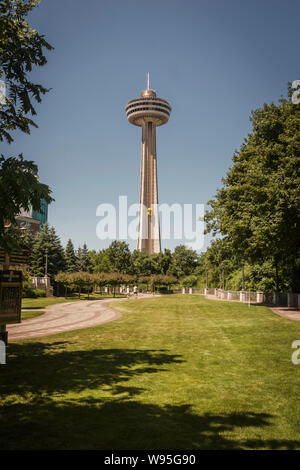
[205,266,208,289]
[20,225,27,239]
[45,247,48,278]
[241,258,245,291]
[3,221,12,269]
[221,263,225,290]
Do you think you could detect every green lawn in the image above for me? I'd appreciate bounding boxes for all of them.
[1,295,300,449]
[21,310,46,321]
[21,297,70,309]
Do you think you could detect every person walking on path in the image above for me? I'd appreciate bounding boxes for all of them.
[126,286,131,299]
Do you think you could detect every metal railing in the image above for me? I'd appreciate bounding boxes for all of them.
[181,287,300,309]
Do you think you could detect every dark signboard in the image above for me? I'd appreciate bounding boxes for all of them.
[0,270,22,325]
[0,248,29,266]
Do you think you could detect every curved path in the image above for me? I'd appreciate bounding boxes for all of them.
[205,294,300,322]
[7,297,130,341]
[270,306,300,322]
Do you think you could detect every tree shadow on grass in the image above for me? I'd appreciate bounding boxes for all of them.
[1,398,300,450]
[1,341,183,397]
[1,342,300,450]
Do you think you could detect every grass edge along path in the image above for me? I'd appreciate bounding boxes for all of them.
[21,310,46,321]
[21,294,126,310]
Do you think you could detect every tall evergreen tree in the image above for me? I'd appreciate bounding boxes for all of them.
[23,228,35,267]
[76,243,90,272]
[65,239,77,272]
[30,223,65,277]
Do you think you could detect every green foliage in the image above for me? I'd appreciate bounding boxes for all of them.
[54,271,135,298]
[148,274,177,288]
[30,223,65,278]
[76,243,91,272]
[181,275,198,288]
[225,261,278,292]
[64,239,77,273]
[21,267,31,287]
[89,249,111,273]
[0,154,53,251]
[0,0,53,249]
[0,0,53,143]
[167,245,199,278]
[129,249,173,277]
[130,249,152,276]
[106,240,131,273]
[205,91,300,291]
[149,249,173,275]
[22,287,45,298]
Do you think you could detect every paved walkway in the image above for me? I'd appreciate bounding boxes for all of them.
[8,294,157,341]
[205,294,300,322]
[270,307,300,322]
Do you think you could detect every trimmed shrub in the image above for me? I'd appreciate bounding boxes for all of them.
[22,288,46,298]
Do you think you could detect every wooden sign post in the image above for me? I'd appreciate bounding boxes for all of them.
[0,270,23,345]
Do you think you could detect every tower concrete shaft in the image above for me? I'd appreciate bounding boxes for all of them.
[125,78,171,255]
[138,121,160,254]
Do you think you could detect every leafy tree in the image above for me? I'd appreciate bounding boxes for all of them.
[93,272,108,296]
[167,245,199,278]
[105,272,134,297]
[106,240,131,273]
[202,238,235,289]
[55,271,71,297]
[0,156,53,250]
[89,249,112,273]
[226,261,277,292]
[0,0,53,249]
[55,271,95,298]
[205,90,300,291]
[65,239,77,272]
[130,249,152,276]
[181,275,198,288]
[147,274,177,292]
[150,249,172,275]
[68,271,87,299]
[30,223,65,277]
[0,0,53,143]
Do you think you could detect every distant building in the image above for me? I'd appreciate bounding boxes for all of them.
[15,199,48,235]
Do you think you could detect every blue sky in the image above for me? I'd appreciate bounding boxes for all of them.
[2,0,299,252]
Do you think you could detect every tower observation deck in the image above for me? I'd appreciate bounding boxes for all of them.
[125,75,172,254]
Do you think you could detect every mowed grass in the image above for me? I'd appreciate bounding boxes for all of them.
[21,297,72,309]
[1,295,300,449]
[21,310,46,321]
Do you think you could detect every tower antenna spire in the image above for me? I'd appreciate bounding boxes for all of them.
[147,72,150,90]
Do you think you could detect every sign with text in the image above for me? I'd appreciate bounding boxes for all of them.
[0,270,22,325]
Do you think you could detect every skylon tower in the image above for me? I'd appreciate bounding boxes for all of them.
[125,75,171,254]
